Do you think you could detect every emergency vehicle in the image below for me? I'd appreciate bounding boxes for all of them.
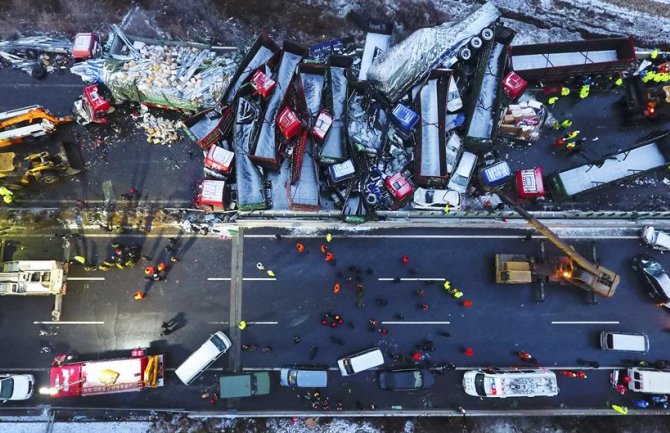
[0,260,66,296]
[44,349,164,398]
[463,368,558,398]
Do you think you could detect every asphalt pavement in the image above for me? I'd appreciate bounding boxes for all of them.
[1,226,669,413]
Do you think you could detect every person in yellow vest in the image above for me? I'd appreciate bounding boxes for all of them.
[548,96,559,106]
[643,72,656,83]
[651,48,659,61]
[561,87,570,96]
[0,186,14,204]
[579,84,590,99]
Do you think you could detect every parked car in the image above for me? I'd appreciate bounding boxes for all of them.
[632,255,670,309]
[448,151,477,194]
[378,368,435,391]
[413,187,461,210]
[642,226,670,251]
[0,374,35,401]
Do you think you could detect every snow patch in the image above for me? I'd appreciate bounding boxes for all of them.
[266,418,383,433]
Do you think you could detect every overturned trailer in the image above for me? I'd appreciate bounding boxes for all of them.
[546,131,670,201]
[463,26,516,153]
[509,37,636,82]
[366,1,500,102]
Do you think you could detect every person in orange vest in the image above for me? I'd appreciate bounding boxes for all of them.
[296,242,305,253]
[320,244,328,254]
[134,291,145,300]
[157,262,166,272]
[144,266,155,275]
[332,282,341,294]
[325,252,334,262]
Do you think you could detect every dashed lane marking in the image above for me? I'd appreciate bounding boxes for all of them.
[33,321,104,325]
[66,277,105,281]
[208,321,278,325]
[552,321,620,325]
[382,321,451,325]
[378,278,443,281]
[208,277,276,281]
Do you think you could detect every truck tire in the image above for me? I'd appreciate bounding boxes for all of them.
[31,64,47,80]
[480,28,494,41]
[38,173,59,185]
[365,193,378,207]
[470,37,483,49]
[459,47,472,61]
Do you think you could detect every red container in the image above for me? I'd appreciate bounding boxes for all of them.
[276,106,303,140]
[515,167,545,199]
[312,110,333,142]
[72,33,99,61]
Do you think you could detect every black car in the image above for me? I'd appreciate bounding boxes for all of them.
[377,368,435,391]
[632,255,670,309]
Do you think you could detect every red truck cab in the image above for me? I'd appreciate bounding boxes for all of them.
[72,33,100,61]
[515,167,545,199]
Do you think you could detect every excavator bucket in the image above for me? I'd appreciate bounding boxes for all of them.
[56,140,85,176]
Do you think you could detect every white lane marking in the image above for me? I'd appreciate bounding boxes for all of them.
[208,277,276,281]
[33,321,104,325]
[245,234,640,239]
[17,199,192,205]
[378,278,443,281]
[207,321,278,325]
[382,321,451,325]
[552,321,620,325]
[66,277,105,281]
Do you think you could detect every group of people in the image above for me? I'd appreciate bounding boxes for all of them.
[71,241,141,272]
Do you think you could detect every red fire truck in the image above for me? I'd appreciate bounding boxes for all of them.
[44,349,164,398]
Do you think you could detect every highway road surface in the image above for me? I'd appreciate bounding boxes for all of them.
[1,225,669,413]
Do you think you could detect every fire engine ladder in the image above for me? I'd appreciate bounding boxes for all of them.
[85,382,142,394]
[143,355,160,388]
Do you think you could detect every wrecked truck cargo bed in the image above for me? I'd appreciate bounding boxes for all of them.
[223,33,279,105]
[234,99,267,211]
[509,37,636,82]
[546,132,670,201]
[317,56,353,164]
[414,70,450,187]
[249,42,307,169]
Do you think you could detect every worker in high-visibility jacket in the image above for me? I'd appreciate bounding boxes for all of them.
[651,48,660,61]
[560,87,570,96]
[0,186,14,204]
[579,84,590,99]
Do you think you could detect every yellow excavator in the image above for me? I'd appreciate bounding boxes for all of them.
[495,193,620,303]
[0,142,84,189]
[0,105,73,148]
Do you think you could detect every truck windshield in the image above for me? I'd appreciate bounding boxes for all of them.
[474,373,487,396]
[0,378,14,399]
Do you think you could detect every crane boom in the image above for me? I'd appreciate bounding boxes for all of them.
[501,193,619,297]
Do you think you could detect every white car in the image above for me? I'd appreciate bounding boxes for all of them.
[413,188,461,210]
[0,374,35,401]
[642,226,670,251]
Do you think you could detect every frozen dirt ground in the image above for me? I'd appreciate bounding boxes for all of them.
[4,415,670,433]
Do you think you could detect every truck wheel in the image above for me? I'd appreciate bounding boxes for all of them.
[481,28,494,41]
[470,37,483,49]
[365,193,378,206]
[31,64,47,80]
[459,47,472,61]
[38,173,59,185]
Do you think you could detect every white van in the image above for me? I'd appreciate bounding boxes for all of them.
[600,331,649,353]
[280,367,328,388]
[337,347,385,377]
[448,151,477,193]
[463,368,558,398]
[613,368,670,394]
[175,331,232,385]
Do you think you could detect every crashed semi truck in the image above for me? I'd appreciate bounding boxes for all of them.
[546,131,670,201]
[366,1,501,102]
[508,37,636,82]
